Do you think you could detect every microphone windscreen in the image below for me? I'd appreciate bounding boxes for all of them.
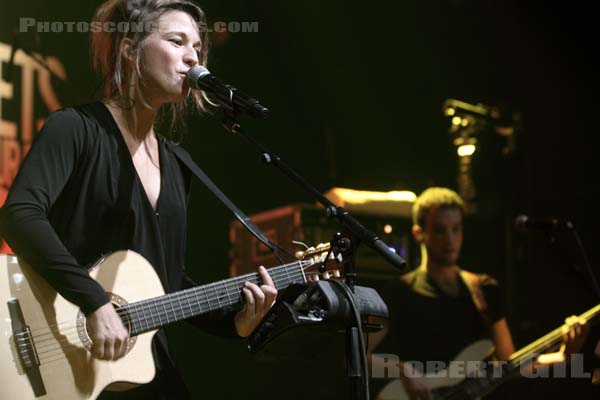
[186,65,211,89]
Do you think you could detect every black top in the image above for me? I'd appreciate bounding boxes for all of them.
[0,101,236,335]
[376,267,505,367]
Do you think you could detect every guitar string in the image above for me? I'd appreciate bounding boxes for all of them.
[23,265,278,336]
[25,253,331,341]
[383,305,600,400]
[442,364,518,400]
[439,346,564,400]
[22,260,314,336]
[434,308,600,400]
[25,278,306,358]
[26,274,310,364]
[25,268,308,357]
[25,267,309,347]
[438,366,506,400]
[19,257,341,364]
[18,268,313,361]
[22,264,308,340]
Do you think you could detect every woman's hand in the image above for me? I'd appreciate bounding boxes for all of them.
[233,266,277,337]
[86,302,129,360]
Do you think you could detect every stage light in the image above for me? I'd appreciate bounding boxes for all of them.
[457,144,476,157]
[324,188,416,217]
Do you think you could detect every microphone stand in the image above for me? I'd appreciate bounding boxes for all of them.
[220,112,407,273]
[219,107,408,400]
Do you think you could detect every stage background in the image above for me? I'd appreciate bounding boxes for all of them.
[1,1,599,398]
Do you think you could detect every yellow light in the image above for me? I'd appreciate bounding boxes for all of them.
[457,144,476,157]
[384,224,393,234]
[445,107,456,116]
[324,187,417,217]
[451,116,462,126]
[460,118,469,127]
[326,188,417,204]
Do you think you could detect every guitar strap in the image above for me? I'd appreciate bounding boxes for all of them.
[459,269,496,323]
[166,141,277,255]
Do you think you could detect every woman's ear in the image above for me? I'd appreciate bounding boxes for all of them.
[120,38,135,63]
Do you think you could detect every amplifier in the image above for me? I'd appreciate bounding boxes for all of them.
[228,203,417,281]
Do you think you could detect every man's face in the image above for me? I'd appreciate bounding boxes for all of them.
[420,207,463,267]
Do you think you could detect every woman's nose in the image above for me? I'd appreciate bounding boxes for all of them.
[184,48,199,67]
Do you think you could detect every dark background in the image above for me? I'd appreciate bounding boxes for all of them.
[1,0,599,398]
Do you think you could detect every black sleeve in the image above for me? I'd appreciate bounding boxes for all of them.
[482,281,506,323]
[0,109,110,315]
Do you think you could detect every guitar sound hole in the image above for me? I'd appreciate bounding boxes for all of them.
[76,292,136,353]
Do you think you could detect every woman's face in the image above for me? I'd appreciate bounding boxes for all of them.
[138,10,201,106]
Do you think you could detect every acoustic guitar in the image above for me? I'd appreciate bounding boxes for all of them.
[0,247,342,399]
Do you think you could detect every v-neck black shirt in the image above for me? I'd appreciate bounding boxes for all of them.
[0,102,232,336]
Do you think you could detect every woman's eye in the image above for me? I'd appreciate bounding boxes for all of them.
[170,38,182,45]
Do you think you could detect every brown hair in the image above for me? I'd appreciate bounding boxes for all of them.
[91,0,211,136]
[412,187,465,227]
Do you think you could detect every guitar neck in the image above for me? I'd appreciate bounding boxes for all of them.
[122,261,308,336]
[509,303,600,369]
[447,304,600,400]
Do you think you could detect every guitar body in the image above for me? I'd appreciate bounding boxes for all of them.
[0,245,343,399]
[0,251,164,400]
[376,339,494,400]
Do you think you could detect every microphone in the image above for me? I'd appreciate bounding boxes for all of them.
[514,215,573,232]
[186,65,269,119]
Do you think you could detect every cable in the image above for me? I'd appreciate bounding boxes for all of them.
[329,279,370,400]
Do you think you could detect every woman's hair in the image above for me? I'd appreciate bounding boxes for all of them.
[91,0,211,136]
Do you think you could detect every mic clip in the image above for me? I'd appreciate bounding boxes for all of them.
[247,281,389,353]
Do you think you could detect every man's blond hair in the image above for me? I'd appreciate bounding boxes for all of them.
[412,187,465,227]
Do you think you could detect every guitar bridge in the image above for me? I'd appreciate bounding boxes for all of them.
[8,298,47,397]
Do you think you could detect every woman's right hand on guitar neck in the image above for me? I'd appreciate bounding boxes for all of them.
[86,302,129,361]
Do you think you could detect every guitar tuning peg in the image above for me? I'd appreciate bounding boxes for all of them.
[295,250,305,259]
[333,270,341,278]
[322,272,331,279]
[328,252,335,260]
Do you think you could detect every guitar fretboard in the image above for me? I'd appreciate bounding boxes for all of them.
[119,260,309,336]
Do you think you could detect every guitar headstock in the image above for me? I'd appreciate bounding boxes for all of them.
[294,242,344,282]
